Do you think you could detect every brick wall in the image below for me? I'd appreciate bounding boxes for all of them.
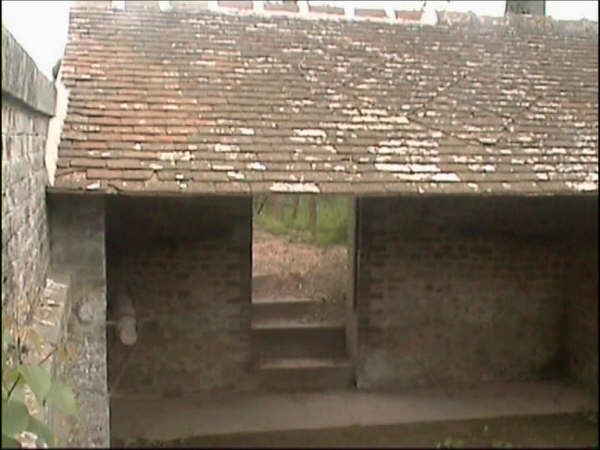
[47,194,109,447]
[356,195,596,390]
[1,25,55,325]
[564,235,598,395]
[106,195,253,397]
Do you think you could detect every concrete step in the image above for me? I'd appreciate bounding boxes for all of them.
[252,298,340,324]
[252,317,344,329]
[256,357,354,391]
[252,321,347,358]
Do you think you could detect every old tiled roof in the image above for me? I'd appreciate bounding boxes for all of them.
[54,1,599,195]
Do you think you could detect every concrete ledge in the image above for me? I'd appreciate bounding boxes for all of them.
[1,25,56,116]
[111,380,596,441]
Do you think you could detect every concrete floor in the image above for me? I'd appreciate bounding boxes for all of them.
[110,380,595,442]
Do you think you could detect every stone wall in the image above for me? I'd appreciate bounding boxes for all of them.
[356,195,596,390]
[1,25,55,327]
[106,195,253,398]
[47,194,109,447]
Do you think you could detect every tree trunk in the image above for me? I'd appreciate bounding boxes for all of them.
[505,0,545,16]
[291,196,300,222]
[308,196,318,240]
[271,196,285,222]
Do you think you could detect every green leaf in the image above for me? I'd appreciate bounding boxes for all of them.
[2,331,14,349]
[1,433,21,448]
[1,399,29,437]
[26,415,54,446]
[45,382,77,416]
[8,384,26,404]
[18,365,51,404]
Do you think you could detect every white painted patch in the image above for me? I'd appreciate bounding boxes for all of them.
[431,173,460,182]
[227,171,245,180]
[406,139,438,148]
[548,147,566,155]
[159,151,192,162]
[375,163,410,173]
[247,162,266,171]
[333,165,346,172]
[270,182,320,193]
[393,173,430,181]
[293,129,327,139]
[239,128,255,135]
[134,143,142,151]
[175,173,185,180]
[468,164,496,173]
[149,164,163,170]
[158,1,172,12]
[86,181,100,190]
[566,172,598,192]
[215,143,239,152]
[375,156,391,163]
[411,164,440,173]
[352,115,379,123]
[479,137,498,145]
[533,164,555,172]
[360,109,388,116]
[212,164,234,171]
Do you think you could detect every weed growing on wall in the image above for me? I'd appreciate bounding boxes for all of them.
[2,328,77,448]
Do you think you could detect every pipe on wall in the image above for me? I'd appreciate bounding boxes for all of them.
[114,291,137,346]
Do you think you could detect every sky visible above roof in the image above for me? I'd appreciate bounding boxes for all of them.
[1,1,598,80]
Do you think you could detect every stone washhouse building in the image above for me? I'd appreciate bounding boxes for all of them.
[31,0,599,444]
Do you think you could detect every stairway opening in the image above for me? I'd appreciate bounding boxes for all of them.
[251,194,355,391]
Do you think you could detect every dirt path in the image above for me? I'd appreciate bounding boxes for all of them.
[252,226,349,304]
[115,413,598,448]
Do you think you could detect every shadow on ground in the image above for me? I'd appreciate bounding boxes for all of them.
[113,413,598,448]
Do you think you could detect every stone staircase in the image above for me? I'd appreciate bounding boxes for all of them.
[251,296,354,392]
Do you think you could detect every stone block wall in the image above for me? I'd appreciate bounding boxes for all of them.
[47,194,109,447]
[106,195,253,398]
[355,195,596,390]
[1,25,55,326]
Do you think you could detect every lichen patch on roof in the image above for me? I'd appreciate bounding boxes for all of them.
[55,0,598,195]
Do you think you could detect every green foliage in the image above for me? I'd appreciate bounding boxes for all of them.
[255,195,349,247]
[1,329,77,448]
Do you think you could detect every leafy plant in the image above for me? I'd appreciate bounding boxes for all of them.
[2,329,77,448]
